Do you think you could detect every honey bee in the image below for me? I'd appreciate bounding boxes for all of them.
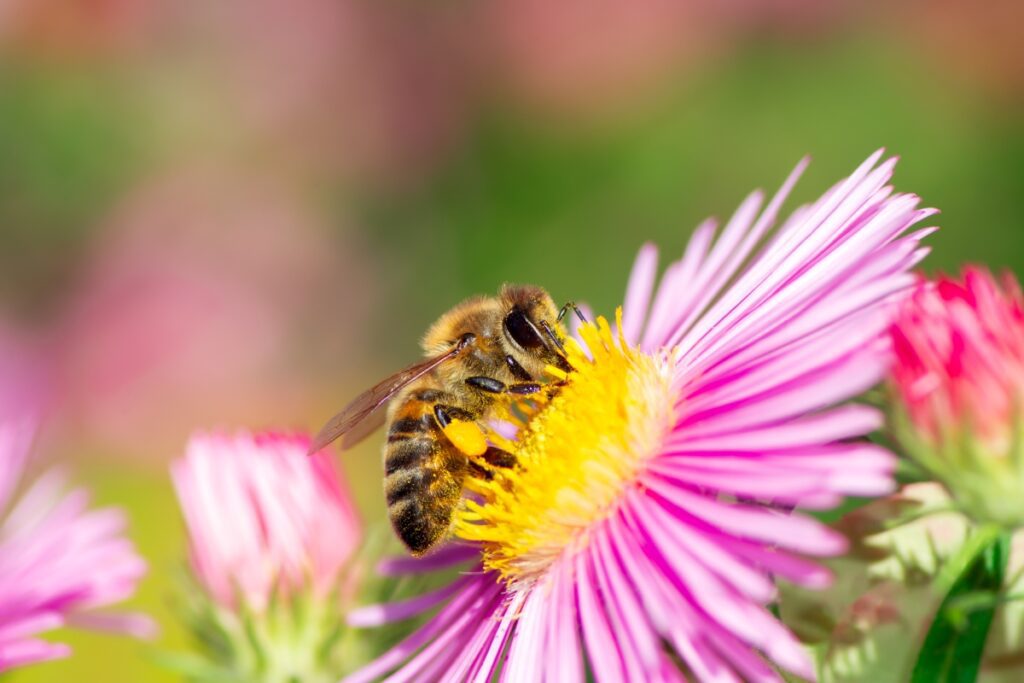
[310,285,583,555]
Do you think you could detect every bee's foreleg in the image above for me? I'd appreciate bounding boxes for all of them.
[465,376,541,395]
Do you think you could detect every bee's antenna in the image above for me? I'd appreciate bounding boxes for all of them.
[557,302,587,324]
[538,320,566,355]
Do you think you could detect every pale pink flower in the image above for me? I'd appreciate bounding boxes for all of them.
[171,430,361,610]
[345,151,934,682]
[54,168,378,456]
[0,418,153,671]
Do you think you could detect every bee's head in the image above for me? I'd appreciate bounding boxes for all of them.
[498,284,567,377]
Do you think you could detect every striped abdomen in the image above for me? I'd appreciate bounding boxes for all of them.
[383,386,468,555]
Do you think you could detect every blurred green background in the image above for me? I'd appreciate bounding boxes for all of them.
[1,0,1022,680]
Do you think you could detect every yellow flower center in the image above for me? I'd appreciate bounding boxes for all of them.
[454,311,676,588]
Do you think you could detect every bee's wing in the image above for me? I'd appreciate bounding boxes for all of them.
[309,344,465,455]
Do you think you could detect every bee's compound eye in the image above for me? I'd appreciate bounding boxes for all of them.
[503,309,545,349]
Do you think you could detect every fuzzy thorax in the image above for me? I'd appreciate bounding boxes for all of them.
[454,311,676,588]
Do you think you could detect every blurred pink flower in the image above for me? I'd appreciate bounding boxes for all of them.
[0,417,154,671]
[190,0,469,184]
[476,0,854,117]
[715,0,857,35]
[53,167,377,457]
[901,0,1024,96]
[891,268,1024,447]
[480,0,716,114]
[171,430,361,611]
[0,0,163,58]
[0,320,49,423]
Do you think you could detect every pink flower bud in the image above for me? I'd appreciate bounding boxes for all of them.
[171,430,361,611]
[892,268,1024,447]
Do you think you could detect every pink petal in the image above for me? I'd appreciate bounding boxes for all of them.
[621,243,659,346]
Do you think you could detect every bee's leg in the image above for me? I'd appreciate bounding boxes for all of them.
[465,377,504,393]
[432,404,473,428]
[507,382,542,395]
[434,404,489,457]
[468,460,494,481]
[466,377,542,395]
[467,446,518,482]
[482,446,517,469]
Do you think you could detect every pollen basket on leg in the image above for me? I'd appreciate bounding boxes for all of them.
[454,310,676,587]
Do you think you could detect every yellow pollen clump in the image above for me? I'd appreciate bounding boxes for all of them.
[443,419,489,456]
[454,310,676,588]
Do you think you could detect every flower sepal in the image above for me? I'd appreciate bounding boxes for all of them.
[164,572,364,683]
[890,401,1024,530]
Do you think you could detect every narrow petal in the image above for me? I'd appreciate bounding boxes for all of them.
[348,576,472,627]
[621,243,659,346]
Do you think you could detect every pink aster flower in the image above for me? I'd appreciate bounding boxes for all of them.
[889,268,1024,528]
[170,431,362,682]
[0,417,153,671]
[344,150,935,682]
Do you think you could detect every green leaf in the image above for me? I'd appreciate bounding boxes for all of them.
[910,529,1011,683]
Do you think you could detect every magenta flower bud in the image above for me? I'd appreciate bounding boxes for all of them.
[890,268,1024,528]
